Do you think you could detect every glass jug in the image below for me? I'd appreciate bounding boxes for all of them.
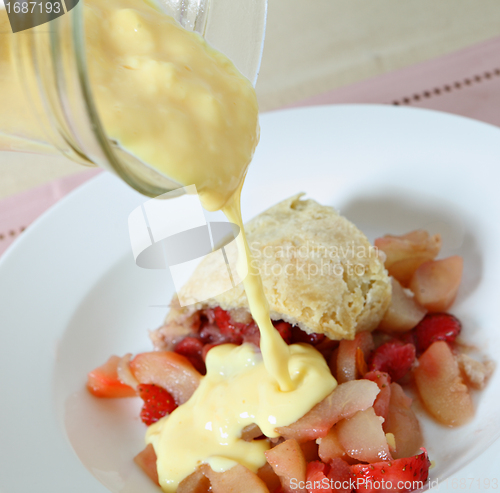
[0,0,267,197]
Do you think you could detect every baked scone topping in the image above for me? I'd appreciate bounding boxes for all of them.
[153,194,392,347]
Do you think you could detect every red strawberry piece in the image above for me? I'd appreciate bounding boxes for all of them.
[200,323,228,345]
[138,384,177,426]
[306,461,332,493]
[414,312,461,355]
[291,326,326,346]
[351,448,430,492]
[369,341,416,382]
[174,337,206,374]
[328,458,353,493]
[398,331,416,347]
[213,307,244,343]
[273,321,293,344]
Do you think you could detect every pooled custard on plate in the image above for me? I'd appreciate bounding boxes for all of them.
[146,343,336,492]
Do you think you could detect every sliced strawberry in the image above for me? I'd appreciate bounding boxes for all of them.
[291,326,326,346]
[199,322,228,345]
[414,312,461,355]
[174,337,206,374]
[273,321,293,344]
[351,449,430,492]
[212,307,244,343]
[87,355,137,398]
[306,461,332,493]
[327,458,353,493]
[369,341,416,382]
[138,383,177,426]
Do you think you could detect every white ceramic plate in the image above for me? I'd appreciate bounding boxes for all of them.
[1,105,499,493]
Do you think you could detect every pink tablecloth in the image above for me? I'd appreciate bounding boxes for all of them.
[2,35,500,257]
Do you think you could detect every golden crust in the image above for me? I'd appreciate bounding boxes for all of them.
[162,194,391,341]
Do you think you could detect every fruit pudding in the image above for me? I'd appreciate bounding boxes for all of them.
[87,195,494,493]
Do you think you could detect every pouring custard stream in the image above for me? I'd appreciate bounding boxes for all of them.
[1,0,337,489]
[83,0,297,388]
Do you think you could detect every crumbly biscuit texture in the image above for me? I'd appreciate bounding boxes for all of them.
[162,194,391,340]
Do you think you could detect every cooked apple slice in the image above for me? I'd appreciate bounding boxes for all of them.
[383,383,422,459]
[276,380,379,442]
[265,439,307,493]
[375,230,441,286]
[201,463,270,493]
[241,423,263,441]
[300,440,320,462]
[134,444,159,485]
[409,256,463,312]
[87,355,137,398]
[336,332,374,383]
[130,351,202,404]
[177,467,211,493]
[364,370,391,420]
[379,277,427,332]
[257,463,281,493]
[336,407,392,463]
[414,341,474,426]
[318,425,348,463]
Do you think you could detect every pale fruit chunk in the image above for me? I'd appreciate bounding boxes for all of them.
[117,353,139,389]
[129,351,202,404]
[336,332,374,383]
[178,467,211,493]
[414,341,474,426]
[364,370,391,420]
[336,407,392,463]
[276,380,380,442]
[265,439,307,493]
[379,278,427,332]
[87,355,137,398]
[457,353,495,390]
[134,444,159,485]
[375,230,441,286]
[257,463,281,493]
[241,423,263,441]
[318,425,348,462]
[300,440,320,462]
[409,256,463,312]
[201,464,269,493]
[383,383,423,459]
